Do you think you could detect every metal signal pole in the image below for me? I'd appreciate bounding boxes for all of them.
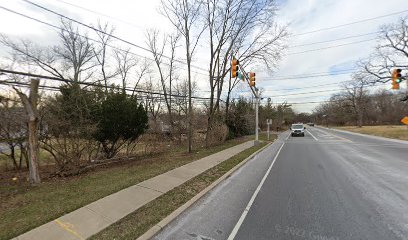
[255,88,259,145]
[231,55,259,146]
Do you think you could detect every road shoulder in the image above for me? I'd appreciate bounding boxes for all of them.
[321,126,408,145]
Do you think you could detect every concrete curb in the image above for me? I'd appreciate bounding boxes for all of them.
[136,141,273,240]
[317,126,408,145]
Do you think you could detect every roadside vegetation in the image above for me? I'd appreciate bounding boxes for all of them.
[335,125,408,141]
[0,135,256,240]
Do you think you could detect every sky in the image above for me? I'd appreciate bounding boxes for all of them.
[0,0,407,112]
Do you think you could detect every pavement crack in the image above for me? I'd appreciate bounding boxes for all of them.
[136,184,165,194]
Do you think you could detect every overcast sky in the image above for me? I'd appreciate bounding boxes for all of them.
[0,0,407,112]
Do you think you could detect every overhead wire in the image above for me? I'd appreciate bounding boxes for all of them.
[0,81,212,105]
[259,70,358,81]
[0,68,213,101]
[263,82,389,98]
[0,5,208,79]
[293,9,408,36]
[285,38,378,56]
[17,0,209,73]
[0,5,208,77]
[52,0,145,30]
[290,31,381,48]
[6,0,207,74]
[48,0,383,51]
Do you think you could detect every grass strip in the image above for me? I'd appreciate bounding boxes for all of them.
[0,136,252,240]
[335,125,408,141]
[91,142,268,240]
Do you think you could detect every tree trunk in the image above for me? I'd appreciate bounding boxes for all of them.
[357,109,363,128]
[14,79,41,184]
[27,119,41,183]
[225,91,231,122]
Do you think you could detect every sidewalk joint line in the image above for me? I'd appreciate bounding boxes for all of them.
[54,219,84,240]
[85,206,115,222]
[136,183,166,194]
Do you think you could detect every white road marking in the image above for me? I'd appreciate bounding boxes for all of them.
[227,142,285,240]
[285,132,291,140]
[306,129,318,141]
[314,128,352,142]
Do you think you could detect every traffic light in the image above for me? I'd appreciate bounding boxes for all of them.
[249,72,256,87]
[391,68,402,90]
[231,59,239,78]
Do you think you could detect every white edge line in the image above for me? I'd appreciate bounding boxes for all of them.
[285,132,291,140]
[306,129,318,141]
[227,142,285,240]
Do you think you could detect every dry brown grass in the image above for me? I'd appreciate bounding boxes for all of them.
[336,125,408,141]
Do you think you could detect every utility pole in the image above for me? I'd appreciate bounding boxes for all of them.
[255,88,259,145]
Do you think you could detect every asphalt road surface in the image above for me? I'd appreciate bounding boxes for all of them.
[154,127,408,240]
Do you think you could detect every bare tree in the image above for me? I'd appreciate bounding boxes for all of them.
[172,78,198,143]
[168,32,181,126]
[0,95,28,170]
[141,76,163,134]
[94,21,117,91]
[146,30,172,123]
[131,57,152,97]
[114,48,138,94]
[0,20,96,83]
[54,20,96,83]
[203,0,288,146]
[342,75,369,127]
[160,0,205,152]
[360,16,408,84]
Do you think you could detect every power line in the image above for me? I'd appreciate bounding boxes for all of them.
[290,31,381,48]
[0,81,213,106]
[276,100,340,105]
[264,68,358,78]
[285,38,378,56]
[293,9,408,36]
[0,80,215,104]
[263,82,388,98]
[259,70,357,81]
[0,79,60,91]
[234,97,343,105]
[226,81,348,93]
[0,5,208,77]
[19,0,209,73]
[53,0,145,30]
[0,68,213,101]
[54,0,378,54]
[264,80,354,91]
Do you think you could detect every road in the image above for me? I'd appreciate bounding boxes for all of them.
[153,127,408,240]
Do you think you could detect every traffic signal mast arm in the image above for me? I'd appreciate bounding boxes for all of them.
[231,57,258,98]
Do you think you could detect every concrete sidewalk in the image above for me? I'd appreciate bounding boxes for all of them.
[14,141,255,240]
